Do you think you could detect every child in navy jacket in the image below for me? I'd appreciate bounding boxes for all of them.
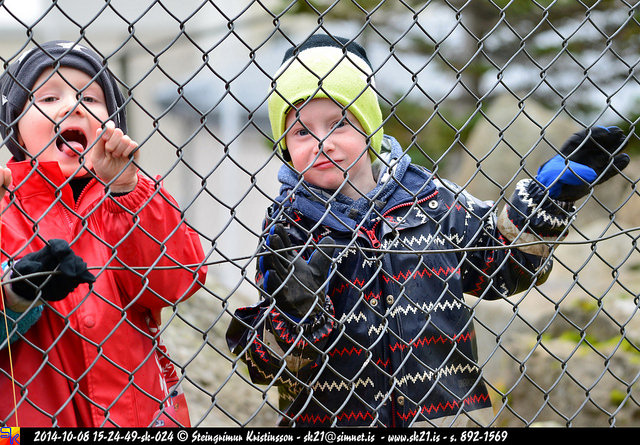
[226,35,629,427]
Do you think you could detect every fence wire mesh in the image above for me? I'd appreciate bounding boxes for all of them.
[0,0,639,428]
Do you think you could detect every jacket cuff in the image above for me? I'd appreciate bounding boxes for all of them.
[499,179,574,256]
[1,305,43,346]
[103,174,156,214]
[2,263,40,312]
[1,264,44,345]
[267,296,336,358]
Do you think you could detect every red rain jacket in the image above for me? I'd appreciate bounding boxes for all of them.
[0,160,206,427]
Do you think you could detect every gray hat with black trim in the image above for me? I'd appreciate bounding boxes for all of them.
[0,40,127,161]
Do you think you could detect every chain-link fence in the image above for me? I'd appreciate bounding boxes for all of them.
[0,0,639,428]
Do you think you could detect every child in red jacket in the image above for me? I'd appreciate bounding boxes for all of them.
[0,41,207,427]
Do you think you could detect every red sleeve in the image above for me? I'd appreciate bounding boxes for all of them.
[100,174,207,310]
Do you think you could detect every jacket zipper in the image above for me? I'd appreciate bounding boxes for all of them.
[64,179,95,232]
[359,227,381,248]
[360,190,439,249]
[74,178,96,211]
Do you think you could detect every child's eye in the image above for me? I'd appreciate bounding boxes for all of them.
[295,128,309,137]
[81,95,98,103]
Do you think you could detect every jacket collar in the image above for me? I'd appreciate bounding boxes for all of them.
[8,159,101,214]
[274,135,436,232]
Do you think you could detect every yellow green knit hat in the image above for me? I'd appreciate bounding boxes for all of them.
[268,35,384,162]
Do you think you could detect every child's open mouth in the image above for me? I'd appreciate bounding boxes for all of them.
[56,129,87,156]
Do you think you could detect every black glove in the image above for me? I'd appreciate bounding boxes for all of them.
[536,126,630,202]
[260,224,336,319]
[11,239,96,301]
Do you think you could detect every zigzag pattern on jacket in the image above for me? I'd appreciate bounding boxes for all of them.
[326,347,390,369]
[331,265,461,300]
[330,277,370,297]
[394,363,479,387]
[245,349,304,391]
[340,298,463,327]
[303,363,478,394]
[251,337,273,364]
[372,363,480,401]
[291,391,490,425]
[389,331,474,352]
[333,246,378,269]
[368,301,462,337]
[269,310,310,348]
[326,330,475,361]
[381,231,465,251]
[396,392,491,422]
[468,256,495,297]
[312,376,374,392]
[382,265,461,285]
[268,299,335,348]
[514,179,571,229]
[333,225,466,269]
[295,410,376,425]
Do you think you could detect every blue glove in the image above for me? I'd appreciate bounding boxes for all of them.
[537,126,630,201]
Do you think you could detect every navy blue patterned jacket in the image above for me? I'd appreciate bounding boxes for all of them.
[226,136,571,427]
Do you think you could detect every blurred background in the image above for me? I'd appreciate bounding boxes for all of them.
[1,0,639,427]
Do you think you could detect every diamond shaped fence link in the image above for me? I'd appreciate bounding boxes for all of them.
[0,0,638,428]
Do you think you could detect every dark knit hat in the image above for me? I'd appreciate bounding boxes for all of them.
[0,40,127,161]
[268,35,383,161]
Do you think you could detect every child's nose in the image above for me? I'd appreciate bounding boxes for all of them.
[58,94,85,119]
[318,132,337,154]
